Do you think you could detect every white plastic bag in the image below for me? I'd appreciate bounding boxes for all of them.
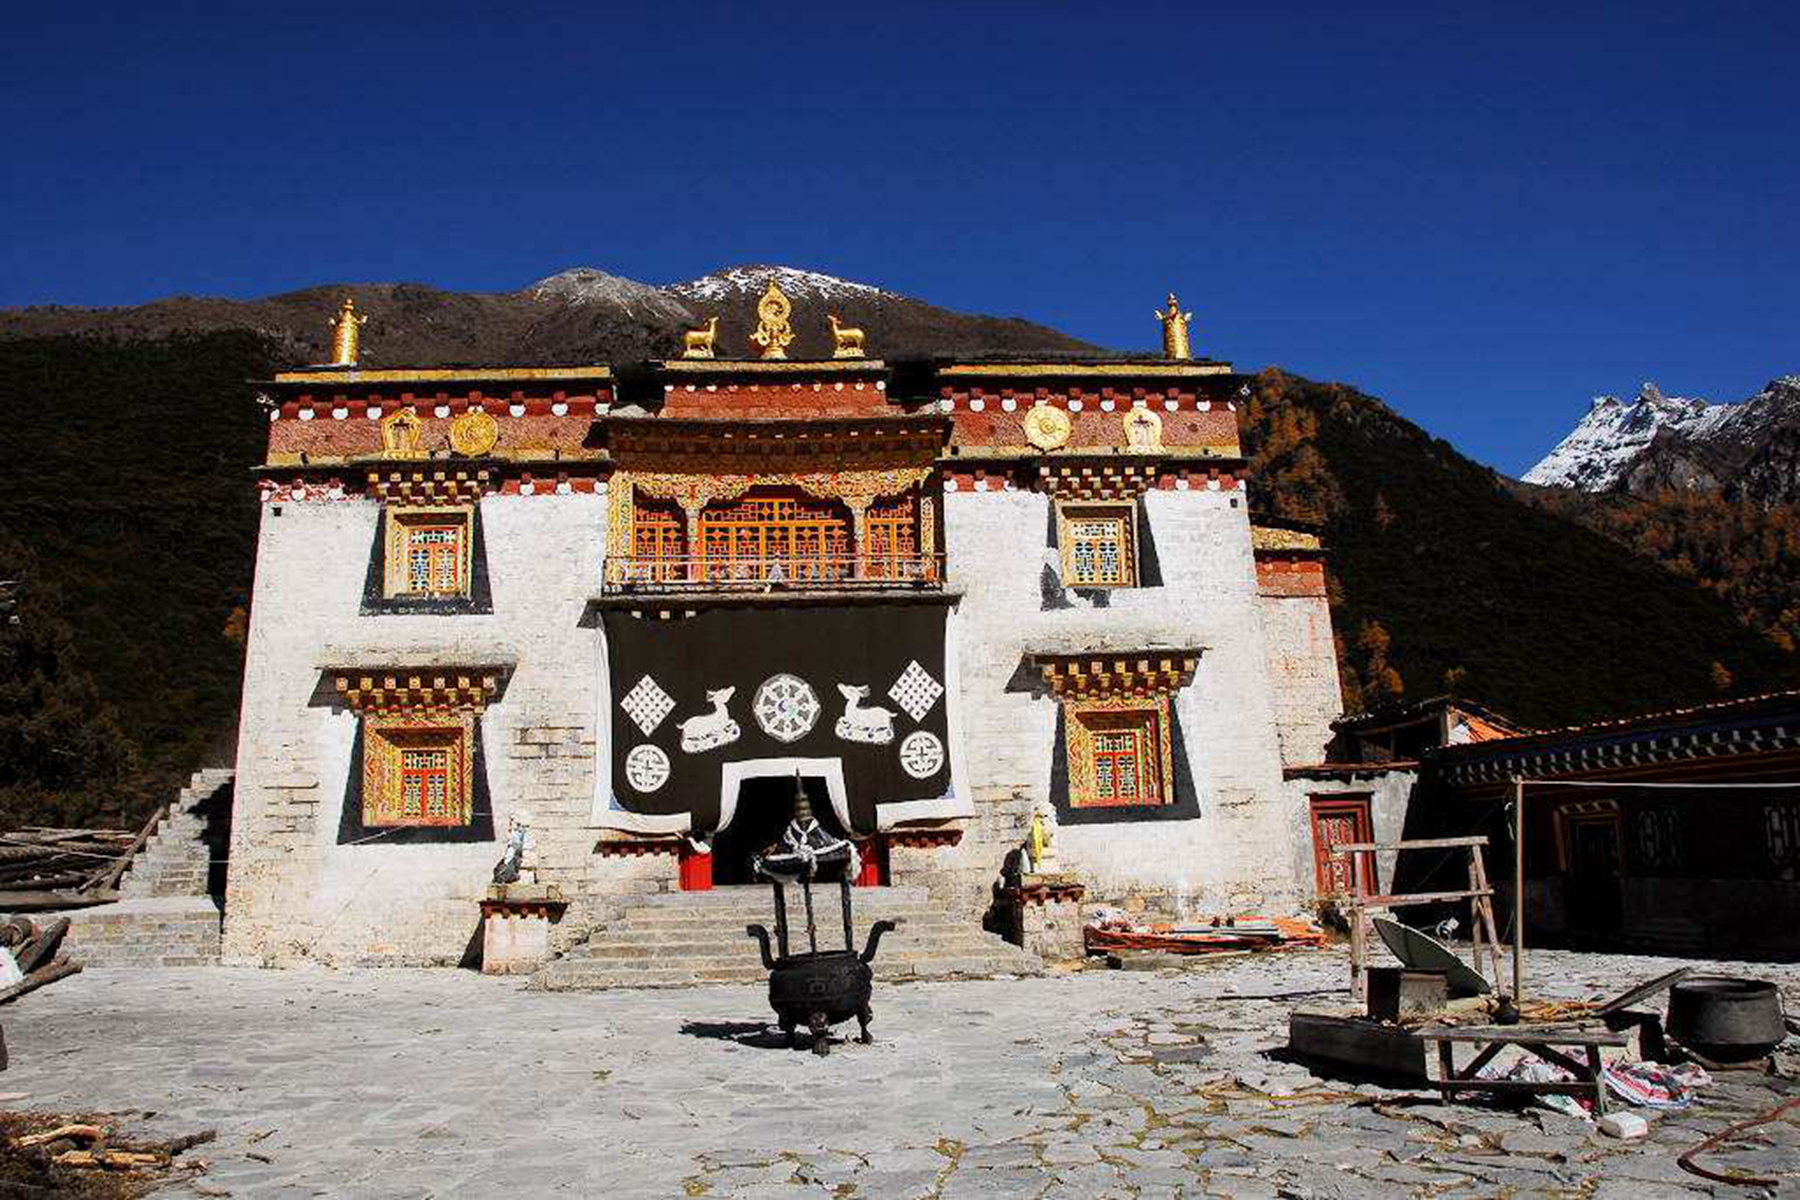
[0,947,22,988]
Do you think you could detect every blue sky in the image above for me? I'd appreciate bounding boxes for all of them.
[3,2,1794,474]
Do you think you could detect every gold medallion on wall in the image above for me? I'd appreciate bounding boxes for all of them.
[450,408,500,457]
[1023,404,1073,451]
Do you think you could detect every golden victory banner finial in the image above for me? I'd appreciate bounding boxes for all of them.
[1155,292,1193,361]
[329,297,369,366]
[751,281,795,360]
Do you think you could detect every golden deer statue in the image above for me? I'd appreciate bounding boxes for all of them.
[828,314,866,359]
[682,316,718,359]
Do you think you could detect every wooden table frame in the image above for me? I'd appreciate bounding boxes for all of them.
[1418,1024,1626,1116]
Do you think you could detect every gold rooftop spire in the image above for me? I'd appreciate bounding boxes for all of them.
[1155,292,1193,361]
[329,297,369,366]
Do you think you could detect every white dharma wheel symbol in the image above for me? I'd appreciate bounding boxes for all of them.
[754,674,820,743]
[624,744,671,793]
[899,730,945,779]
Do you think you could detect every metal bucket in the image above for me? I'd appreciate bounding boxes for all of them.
[1667,977,1786,1063]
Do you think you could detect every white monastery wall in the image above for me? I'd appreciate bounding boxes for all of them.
[224,491,611,965]
[1282,769,1419,905]
[936,486,1303,918]
[228,478,1323,963]
[1259,588,1344,767]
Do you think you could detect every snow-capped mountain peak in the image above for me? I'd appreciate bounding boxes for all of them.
[527,268,696,322]
[1524,376,1800,504]
[666,264,890,304]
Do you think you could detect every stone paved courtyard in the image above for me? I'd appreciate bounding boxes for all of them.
[2,949,1797,1198]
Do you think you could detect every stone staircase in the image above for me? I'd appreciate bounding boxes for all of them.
[55,768,233,967]
[535,885,1043,990]
[117,768,234,901]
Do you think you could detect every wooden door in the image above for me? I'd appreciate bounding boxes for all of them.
[1310,795,1375,898]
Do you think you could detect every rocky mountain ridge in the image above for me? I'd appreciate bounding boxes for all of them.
[0,264,1095,368]
[1524,376,1800,507]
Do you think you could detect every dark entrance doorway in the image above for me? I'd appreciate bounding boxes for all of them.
[1565,812,1625,942]
[712,775,845,885]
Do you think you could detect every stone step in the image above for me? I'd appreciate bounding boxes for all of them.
[606,910,967,934]
[45,897,224,968]
[626,885,935,907]
[579,923,977,949]
[537,885,1043,990]
[573,933,1018,961]
[539,954,1039,991]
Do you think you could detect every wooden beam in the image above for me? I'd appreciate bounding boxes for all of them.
[1335,836,1490,853]
[1358,889,1493,908]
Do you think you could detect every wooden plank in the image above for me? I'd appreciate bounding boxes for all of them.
[1594,965,1694,1017]
[1417,1025,1626,1047]
[1335,837,1490,853]
[1585,1045,1609,1117]
[1358,889,1493,908]
[1469,847,1504,988]
[1440,1079,1600,1097]
[1288,1013,1429,1082]
[0,890,119,912]
[84,803,164,893]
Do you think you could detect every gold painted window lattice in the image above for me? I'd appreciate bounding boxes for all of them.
[864,493,918,580]
[1059,503,1136,587]
[1067,699,1172,808]
[386,507,472,599]
[696,491,851,583]
[363,714,473,827]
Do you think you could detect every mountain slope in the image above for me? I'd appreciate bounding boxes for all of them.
[1243,370,1800,728]
[0,264,1096,368]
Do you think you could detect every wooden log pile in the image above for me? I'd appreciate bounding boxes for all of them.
[1,1113,217,1192]
[0,827,135,894]
[0,916,82,1006]
[0,825,140,912]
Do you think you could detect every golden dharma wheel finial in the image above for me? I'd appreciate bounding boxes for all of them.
[1155,292,1193,361]
[329,297,369,366]
[750,281,795,360]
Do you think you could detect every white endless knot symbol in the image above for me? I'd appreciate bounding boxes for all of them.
[754,674,820,743]
[624,744,670,793]
[898,731,945,780]
[620,675,675,736]
[887,660,944,723]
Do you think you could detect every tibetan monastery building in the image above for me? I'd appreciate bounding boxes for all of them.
[221,288,1347,967]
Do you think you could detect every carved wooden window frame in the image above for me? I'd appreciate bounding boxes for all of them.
[384,506,474,600]
[362,710,476,827]
[1764,797,1800,875]
[1066,695,1174,808]
[1057,501,1137,588]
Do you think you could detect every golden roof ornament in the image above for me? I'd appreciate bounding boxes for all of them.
[1023,403,1072,451]
[682,316,718,359]
[750,282,794,360]
[380,408,426,460]
[828,314,866,359]
[449,408,499,456]
[1154,292,1193,361]
[329,297,369,366]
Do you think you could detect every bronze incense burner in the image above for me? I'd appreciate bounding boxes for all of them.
[743,782,897,1056]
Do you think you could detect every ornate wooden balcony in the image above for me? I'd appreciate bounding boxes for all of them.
[602,552,943,594]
